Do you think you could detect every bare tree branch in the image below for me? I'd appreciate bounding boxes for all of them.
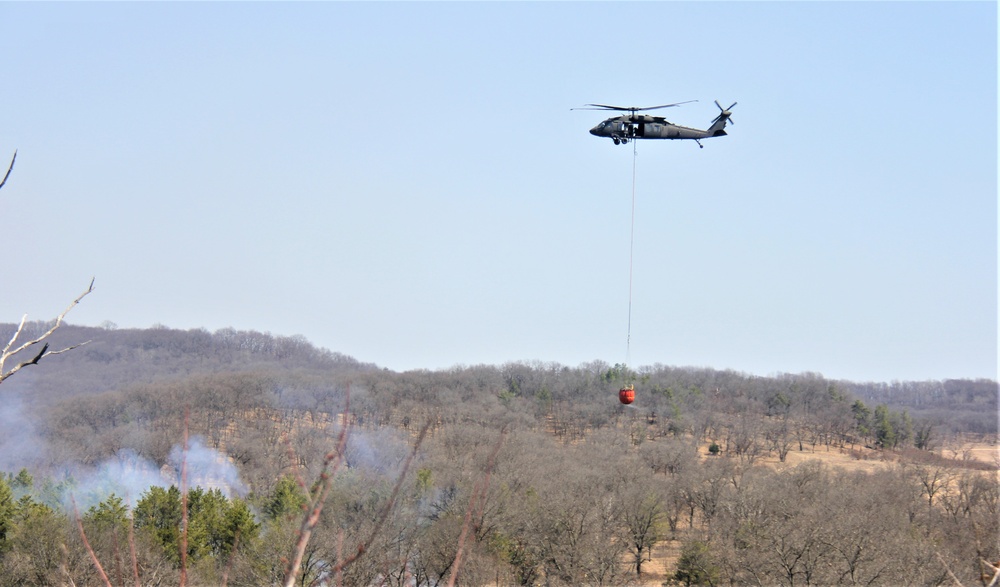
[128,513,141,587]
[0,150,14,191]
[936,551,965,587]
[281,390,431,587]
[0,277,95,384]
[328,421,430,577]
[984,559,1000,587]
[179,407,190,587]
[446,426,507,587]
[283,396,353,587]
[71,494,114,587]
[0,154,95,384]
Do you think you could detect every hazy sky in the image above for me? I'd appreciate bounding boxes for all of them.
[1,2,995,382]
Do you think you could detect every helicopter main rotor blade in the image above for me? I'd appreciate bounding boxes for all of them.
[576,101,696,112]
[638,101,697,111]
[583,104,632,111]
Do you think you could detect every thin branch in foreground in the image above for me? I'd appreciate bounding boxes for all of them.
[0,277,95,384]
[221,528,242,587]
[109,529,125,587]
[935,551,965,587]
[984,559,1000,587]
[329,421,430,577]
[445,426,507,587]
[283,395,353,587]
[334,531,345,587]
[0,150,14,191]
[59,543,79,587]
[71,494,114,587]
[282,392,431,587]
[128,510,141,587]
[179,407,190,587]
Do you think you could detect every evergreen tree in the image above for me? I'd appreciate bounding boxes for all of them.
[852,399,871,442]
[890,410,913,448]
[133,485,259,565]
[10,469,33,493]
[873,404,896,449]
[675,540,719,586]
[262,475,307,521]
[0,476,13,551]
[134,485,182,561]
[86,493,130,532]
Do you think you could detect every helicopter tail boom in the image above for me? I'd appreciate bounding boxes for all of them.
[706,114,730,136]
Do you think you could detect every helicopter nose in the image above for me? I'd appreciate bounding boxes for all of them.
[589,124,602,136]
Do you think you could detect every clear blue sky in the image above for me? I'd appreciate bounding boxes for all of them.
[1,2,995,382]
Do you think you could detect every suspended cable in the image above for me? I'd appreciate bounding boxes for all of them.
[626,140,637,368]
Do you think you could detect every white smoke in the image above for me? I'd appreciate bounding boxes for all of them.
[0,390,48,473]
[344,427,412,477]
[167,436,248,497]
[64,436,247,512]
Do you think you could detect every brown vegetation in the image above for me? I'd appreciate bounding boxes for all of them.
[0,325,996,586]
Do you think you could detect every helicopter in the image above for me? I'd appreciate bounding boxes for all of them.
[575,100,736,148]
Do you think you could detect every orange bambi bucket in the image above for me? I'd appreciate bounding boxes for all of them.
[619,384,635,405]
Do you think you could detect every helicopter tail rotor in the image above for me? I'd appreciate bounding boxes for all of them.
[711,100,737,125]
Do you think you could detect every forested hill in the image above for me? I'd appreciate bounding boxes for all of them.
[0,322,378,404]
[2,321,995,439]
[0,322,996,586]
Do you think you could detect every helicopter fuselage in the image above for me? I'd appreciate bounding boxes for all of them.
[589,114,726,143]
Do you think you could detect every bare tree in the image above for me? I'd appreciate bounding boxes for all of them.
[912,465,955,508]
[1,278,95,384]
[0,152,95,385]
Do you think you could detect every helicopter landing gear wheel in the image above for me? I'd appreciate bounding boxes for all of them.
[613,138,621,145]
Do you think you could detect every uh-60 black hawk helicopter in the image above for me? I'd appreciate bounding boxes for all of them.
[574,100,736,148]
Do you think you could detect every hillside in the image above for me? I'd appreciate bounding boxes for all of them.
[4,321,994,431]
[0,322,377,403]
[0,323,996,586]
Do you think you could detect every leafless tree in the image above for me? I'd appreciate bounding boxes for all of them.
[912,464,955,508]
[1,278,95,385]
[0,151,94,385]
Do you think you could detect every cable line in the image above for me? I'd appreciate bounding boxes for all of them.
[626,140,637,368]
